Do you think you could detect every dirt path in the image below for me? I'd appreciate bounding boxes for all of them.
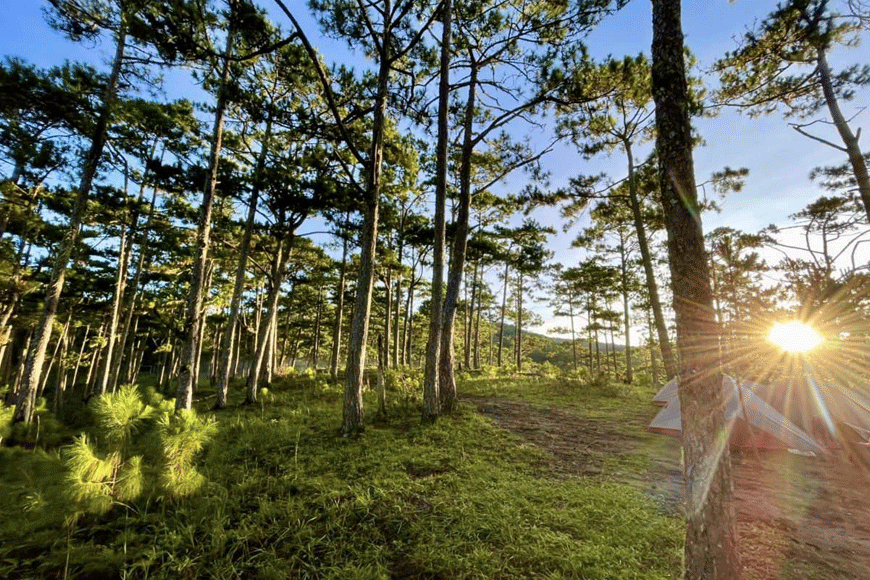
[464,394,870,580]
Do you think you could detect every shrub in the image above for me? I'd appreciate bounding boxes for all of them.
[63,386,217,516]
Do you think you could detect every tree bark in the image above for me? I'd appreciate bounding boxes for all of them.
[329,221,349,382]
[438,56,476,414]
[247,234,291,403]
[618,231,633,383]
[816,48,870,223]
[623,139,676,379]
[422,0,451,423]
[216,111,273,408]
[342,23,391,435]
[177,17,236,411]
[651,1,740,577]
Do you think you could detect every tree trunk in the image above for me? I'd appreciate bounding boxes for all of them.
[112,179,158,393]
[329,222,349,382]
[383,270,392,369]
[216,111,273,408]
[619,232,633,383]
[473,269,483,369]
[247,234,291,403]
[14,21,128,424]
[497,261,509,366]
[438,57,476,414]
[340,1,399,434]
[376,334,386,417]
[311,285,323,369]
[515,272,523,371]
[99,216,129,395]
[651,1,740,577]
[422,0,451,423]
[566,296,577,372]
[816,48,870,223]
[177,20,236,411]
[624,138,676,379]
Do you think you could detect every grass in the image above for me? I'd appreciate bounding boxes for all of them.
[0,374,683,579]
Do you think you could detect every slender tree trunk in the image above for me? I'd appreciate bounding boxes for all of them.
[652,1,740,577]
[247,234,291,403]
[392,236,403,368]
[177,17,236,412]
[112,179,158,393]
[383,271,392,369]
[439,58,476,414]
[216,113,273,408]
[464,261,478,369]
[311,286,323,369]
[515,272,523,371]
[404,280,415,366]
[70,324,90,394]
[39,314,71,401]
[473,270,483,369]
[99,218,129,395]
[569,298,578,371]
[497,261,509,366]
[329,230,349,382]
[623,139,676,379]
[376,334,386,417]
[816,48,870,223]
[422,0,451,423]
[619,233,633,383]
[14,22,128,424]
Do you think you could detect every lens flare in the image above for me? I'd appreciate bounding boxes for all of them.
[767,321,824,353]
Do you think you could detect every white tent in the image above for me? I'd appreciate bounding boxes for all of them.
[649,376,829,455]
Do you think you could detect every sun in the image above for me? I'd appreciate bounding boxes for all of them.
[767,321,824,353]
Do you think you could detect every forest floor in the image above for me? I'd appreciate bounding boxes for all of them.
[463,393,870,580]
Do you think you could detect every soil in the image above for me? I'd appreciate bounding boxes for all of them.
[463,394,870,580]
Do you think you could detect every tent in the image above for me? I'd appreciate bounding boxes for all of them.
[648,376,830,455]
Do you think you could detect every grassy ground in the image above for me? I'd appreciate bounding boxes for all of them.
[0,373,683,579]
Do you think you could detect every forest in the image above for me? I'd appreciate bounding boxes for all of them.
[2,0,870,579]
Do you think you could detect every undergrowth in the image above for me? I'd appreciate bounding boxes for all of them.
[1,375,682,579]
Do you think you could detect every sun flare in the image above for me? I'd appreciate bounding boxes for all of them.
[767,321,824,353]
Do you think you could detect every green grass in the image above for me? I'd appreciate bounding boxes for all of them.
[0,375,682,579]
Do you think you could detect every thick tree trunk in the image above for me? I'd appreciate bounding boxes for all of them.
[14,23,128,424]
[651,1,740,577]
[422,0,451,423]
[177,22,236,411]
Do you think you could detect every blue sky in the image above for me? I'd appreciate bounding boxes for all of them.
[2,1,869,337]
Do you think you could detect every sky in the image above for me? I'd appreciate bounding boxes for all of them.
[1,0,869,341]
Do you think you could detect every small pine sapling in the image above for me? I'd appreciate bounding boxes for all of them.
[157,409,217,499]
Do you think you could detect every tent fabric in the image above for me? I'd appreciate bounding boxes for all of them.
[648,376,829,455]
[742,379,870,445]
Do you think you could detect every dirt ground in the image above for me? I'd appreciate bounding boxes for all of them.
[463,395,870,580]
